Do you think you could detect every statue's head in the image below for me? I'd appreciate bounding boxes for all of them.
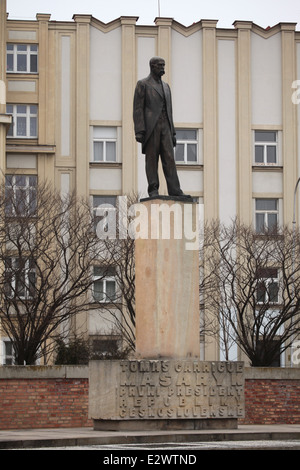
[150,57,165,78]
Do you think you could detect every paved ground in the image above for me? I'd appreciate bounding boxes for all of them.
[1,424,300,450]
[20,440,300,450]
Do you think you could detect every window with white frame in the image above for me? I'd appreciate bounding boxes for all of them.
[6,104,38,138]
[2,340,15,365]
[93,266,116,302]
[93,127,117,162]
[175,129,198,164]
[256,268,279,304]
[254,131,278,165]
[6,44,38,74]
[93,195,117,231]
[5,175,37,217]
[5,257,36,299]
[255,198,278,233]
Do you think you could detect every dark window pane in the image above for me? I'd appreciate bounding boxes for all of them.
[93,196,117,208]
[17,105,26,114]
[256,213,265,233]
[255,145,264,163]
[268,213,277,230]
[30,117,37,136]
[30,54,38,73]
[257,282,266,302]
[267,146,276,164]
[269,281,279,303]
[7,53,13,71]
[94,280,104,301]
[106,280,116,301]
[17,54,27,72]
[17,116,26,136]
[176,129,196,140]
[175,144,184,162]
[187,144,197,162]
[106,142,116,162]
[256,199,277,211]
[255,131,276,142]
[94,142,103,161]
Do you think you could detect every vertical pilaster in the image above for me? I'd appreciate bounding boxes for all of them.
[155,17,172,82]
[234,21,252,225]
[0,0,10,176]
[36,14,54,185]
[73,15,90,198]
[202,20,218,221]
[36,14,51,145]
[281,23,297,226]
[0,0,6,112]
[121,17,138,195]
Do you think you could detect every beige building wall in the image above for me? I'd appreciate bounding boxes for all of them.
[1,4,300,365]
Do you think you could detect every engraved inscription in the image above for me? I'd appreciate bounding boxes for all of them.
[117,360,244,420]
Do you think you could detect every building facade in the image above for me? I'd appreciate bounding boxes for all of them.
[0,1,300,365]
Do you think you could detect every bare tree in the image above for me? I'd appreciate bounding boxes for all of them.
[93,193,137,352]
[0,177,104,364]
[200,219,300,366]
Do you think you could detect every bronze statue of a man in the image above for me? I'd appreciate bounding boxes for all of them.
[133,57,187,198]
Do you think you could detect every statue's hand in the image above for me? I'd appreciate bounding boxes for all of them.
[136,133,145,143]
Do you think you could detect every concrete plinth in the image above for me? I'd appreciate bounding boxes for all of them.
[89,359,245,431]
[135,197,199,358]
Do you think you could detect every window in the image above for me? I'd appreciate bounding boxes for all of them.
[93,127,117,162]
[254,131,277,165]
[93,195,117,233]
[255,198,278,233]
[93,266,116,302]
[5,257,36,299]
[256,268,279,304]
[2,340,15,365]
[6,104,38,138]
[90,335,120,358]
[6,44,38,73]
[5,175,37,217]
[256,339,281,367]
[175,129,198,164]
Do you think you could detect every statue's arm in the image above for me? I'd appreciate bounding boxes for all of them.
[133,81,146,142]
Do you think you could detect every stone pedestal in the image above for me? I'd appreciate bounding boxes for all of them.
[89,359,245,430]
[89,196,245,431]
[135,197,199,358]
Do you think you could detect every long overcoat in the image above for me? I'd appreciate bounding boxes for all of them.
[133,74,176,154]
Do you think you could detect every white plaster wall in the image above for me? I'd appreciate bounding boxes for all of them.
[89,309,122,335]
[61,36,71,157]
[90,167,122,191]
[177,169,203,193]
[251,32,282,125]
[90,26,122,121]
[137,36,156,80]
[218,39,237,224]
[6,154,36,169]
[171,30,202,124]
[252,171,283,193]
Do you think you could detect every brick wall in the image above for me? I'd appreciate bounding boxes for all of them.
[0,366,92,430]
[0,366,299,430]
[240,368,300,425]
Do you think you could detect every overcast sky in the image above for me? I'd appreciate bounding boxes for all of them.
[6,0,300,30]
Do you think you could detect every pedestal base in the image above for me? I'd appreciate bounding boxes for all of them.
[89,359,245,431]
[93,418,238,431]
